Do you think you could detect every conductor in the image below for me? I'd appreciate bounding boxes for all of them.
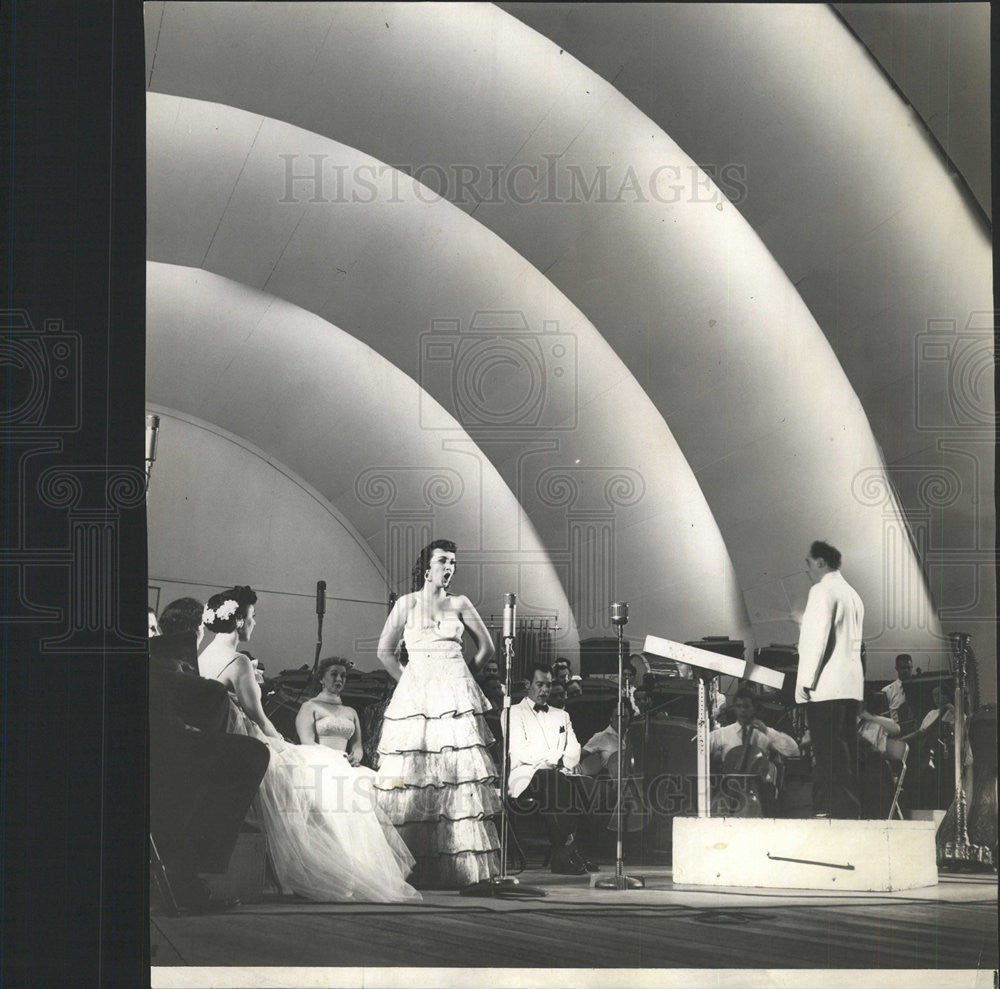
[795,540,865,819]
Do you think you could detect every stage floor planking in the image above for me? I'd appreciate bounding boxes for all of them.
[150,869,997,971]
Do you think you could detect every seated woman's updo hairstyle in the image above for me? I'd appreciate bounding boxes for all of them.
[315,655,353,687]
[202,585,257,634]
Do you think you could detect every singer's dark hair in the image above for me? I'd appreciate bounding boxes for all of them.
[159,597,204,637]
[734,685,759,710]
[809,540,842,570]
[204,585,257,634]
[527,661,552,681]
[411,539,457,591]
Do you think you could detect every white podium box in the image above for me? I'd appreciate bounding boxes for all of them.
[907,808,947,829]
[673,817,938,892]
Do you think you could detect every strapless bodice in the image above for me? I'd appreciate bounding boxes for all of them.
[315,710,354,740]
[403,618,464,652]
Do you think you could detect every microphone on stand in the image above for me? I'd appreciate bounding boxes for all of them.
[312,579,327,680]
[596,600,644,891]
[144,413,160,493]
[281,579,330,722]
[503,592,516,641]
[461,590,545,899]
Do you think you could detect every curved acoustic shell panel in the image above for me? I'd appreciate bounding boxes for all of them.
[145,2,991,688]
[147,262,582,662]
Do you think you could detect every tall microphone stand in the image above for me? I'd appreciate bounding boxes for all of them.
[270,580,329,726]
[144,413,181,914]
[144,413,160,495]
[595,601,645,891]
[461,593,546,898]
[312,580,327,680]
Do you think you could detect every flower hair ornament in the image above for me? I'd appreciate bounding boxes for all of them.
[202,598,239,626]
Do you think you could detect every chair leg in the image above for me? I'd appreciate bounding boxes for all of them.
[888,752,908,821]
[150,834,181,917]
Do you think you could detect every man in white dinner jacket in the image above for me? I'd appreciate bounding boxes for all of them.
[506,662,597,873]
[795,540,865,819]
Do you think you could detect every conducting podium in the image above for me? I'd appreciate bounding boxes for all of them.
[643,635,783,818]
[645,634,938,892]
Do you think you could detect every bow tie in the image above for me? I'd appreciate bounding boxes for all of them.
[533,703,549,713]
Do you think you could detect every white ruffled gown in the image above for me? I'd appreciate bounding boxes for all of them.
[374,619,501,888]
[224,694,421,903]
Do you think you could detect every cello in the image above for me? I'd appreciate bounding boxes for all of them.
[711,726,773,817]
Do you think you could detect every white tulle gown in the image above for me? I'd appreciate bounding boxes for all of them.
[374,619,501,888]
[221,682,421,903]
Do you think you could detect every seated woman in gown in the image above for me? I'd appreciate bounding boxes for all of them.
[295,656,364,763]
[198,585,420,903]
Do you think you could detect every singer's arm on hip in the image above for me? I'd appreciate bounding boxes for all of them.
[457,594,495,674]
[377,596,409,681]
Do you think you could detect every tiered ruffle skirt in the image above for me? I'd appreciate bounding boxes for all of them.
[375,651,501,888]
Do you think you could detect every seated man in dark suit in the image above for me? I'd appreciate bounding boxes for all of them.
[150,639,270,913]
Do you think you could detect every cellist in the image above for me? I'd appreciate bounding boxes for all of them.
[710,687,800,814]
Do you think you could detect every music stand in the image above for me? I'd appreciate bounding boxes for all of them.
[643,636,785,817]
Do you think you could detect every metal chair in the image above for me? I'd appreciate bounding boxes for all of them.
[149,833,180,917]
[883,738,909,820]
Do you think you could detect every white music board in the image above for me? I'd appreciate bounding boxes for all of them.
[742,662,786,690]
[643,635,746,679]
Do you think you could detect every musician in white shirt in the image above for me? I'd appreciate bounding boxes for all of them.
[795,540,865,818]
[880,654,913,725]
[579,701,629,779]
[505,663,597,874]
[710,688,800,767]
[622,658,642,715]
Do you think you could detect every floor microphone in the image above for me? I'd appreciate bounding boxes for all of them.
[316,580,327,617]
[503,593,516,640]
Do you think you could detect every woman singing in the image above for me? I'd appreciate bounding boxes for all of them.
[374,540,501,888]
[198,585,420,902]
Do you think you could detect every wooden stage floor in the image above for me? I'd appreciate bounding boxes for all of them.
[151,866,997,981]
